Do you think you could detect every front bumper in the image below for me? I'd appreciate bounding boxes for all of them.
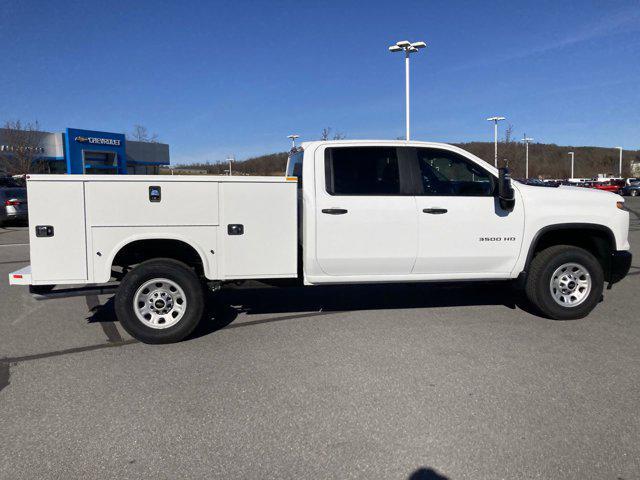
[609,250,632,285]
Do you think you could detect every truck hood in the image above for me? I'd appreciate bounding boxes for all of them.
[556,184,621,199]
[514,182,630,251]
[516,182,622,204]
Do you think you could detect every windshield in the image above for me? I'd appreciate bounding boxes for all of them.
[3,188,26,199]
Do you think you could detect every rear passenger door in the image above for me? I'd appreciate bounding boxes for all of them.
[314,146,418,276]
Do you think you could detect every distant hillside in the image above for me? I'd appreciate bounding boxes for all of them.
[456,142,640,179]
[176,142,640,179]
[177,152,288,176]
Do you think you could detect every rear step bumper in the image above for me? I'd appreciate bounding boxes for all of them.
[10,265,119,299]
[9,265,32,285]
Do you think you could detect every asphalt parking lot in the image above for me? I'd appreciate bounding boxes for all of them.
[1,200,639,480]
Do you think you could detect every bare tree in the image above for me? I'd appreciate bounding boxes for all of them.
[128,125,159,143]
[320,127,332,141]
[0,120,47,175]
[320,127,346,140]
[503,124,514,144]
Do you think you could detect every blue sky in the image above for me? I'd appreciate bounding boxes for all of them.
[1,0,639,164]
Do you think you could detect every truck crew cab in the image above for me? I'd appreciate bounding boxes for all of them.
[9,140,632,343]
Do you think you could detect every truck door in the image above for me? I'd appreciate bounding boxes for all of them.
[315,146,418,276]
[410,147,524,276]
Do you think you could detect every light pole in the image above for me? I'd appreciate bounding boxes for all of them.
[225,156,235,176]
[615,147,623,177]
[388,40,427,141]
[287,134,300,149]
[568,151,575,179]
[487,116,506,167]
[522,134,534,178]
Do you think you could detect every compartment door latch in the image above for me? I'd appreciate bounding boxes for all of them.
[35,225,54,237]
[227,224,244,235]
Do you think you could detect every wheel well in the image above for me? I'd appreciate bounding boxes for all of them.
[112,239,204,275]
[528,226,614,276]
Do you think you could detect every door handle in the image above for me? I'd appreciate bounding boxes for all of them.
[322,208,348,215]
[423,208,448,214]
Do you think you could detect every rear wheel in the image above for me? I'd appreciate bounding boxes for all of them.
[631,189,638,197]
[525,245,604,320]
[115,258,204,344]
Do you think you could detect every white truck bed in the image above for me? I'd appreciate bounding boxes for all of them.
[10,174,298,286]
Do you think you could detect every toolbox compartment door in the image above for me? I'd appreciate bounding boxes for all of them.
[28,181,88,283]
[220,182,297,279]
[85,181,219,227]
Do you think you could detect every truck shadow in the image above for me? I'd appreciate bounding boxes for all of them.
[190,281,535,340]
[86,282,536,341]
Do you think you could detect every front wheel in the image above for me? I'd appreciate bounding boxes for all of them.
[115,258,204,344]
[525,245,604,320]
[631,190,638,197]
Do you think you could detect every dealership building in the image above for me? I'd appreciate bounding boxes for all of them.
[0,127,169,175]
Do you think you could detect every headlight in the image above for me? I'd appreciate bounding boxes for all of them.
[617,201,625,210]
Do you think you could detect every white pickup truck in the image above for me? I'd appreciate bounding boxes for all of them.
[9,140,632,343]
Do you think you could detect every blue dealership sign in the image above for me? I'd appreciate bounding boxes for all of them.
[64,128,127,174]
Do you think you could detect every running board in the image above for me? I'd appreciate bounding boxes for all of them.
[30,284,119,300]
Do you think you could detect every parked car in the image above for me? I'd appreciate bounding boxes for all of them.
[543,180,563,187]
[593,180,624,194]
[0,187,28,226]
[521,179,556,187]
[622,183,640,197]
[0,175,21,187]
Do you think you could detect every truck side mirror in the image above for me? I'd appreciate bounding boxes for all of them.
[498,167,515,211]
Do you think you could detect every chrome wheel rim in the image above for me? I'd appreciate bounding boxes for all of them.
[133,278,187,329]
[549,263,591,308]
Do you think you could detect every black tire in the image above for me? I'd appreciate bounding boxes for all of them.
[525,245,604,320]
[115,258,204,344]
[631,190,638,197]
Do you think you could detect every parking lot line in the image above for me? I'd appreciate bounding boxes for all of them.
[0,243,29,247]
[0,260,28,265]
[2,339,138,364]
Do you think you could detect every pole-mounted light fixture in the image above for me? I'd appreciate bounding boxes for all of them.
[287,134,300,149]
[522,134,534,179]
[615,146,623,177]
[388,40,427,141]
[568,151,575,179]
[486,116,506,168]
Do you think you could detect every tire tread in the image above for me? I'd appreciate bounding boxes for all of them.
[525,245,603,320]
[114,258,204,344]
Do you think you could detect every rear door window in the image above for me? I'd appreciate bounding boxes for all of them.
[325,147,401,195]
